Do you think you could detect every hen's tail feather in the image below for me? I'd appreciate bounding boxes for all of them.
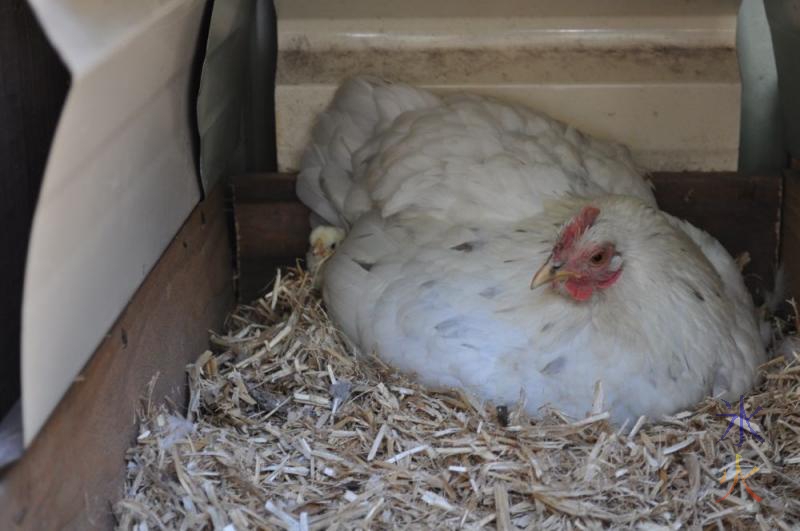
[297,76,440,229]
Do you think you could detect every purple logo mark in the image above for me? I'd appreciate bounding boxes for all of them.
[717,395,763,447]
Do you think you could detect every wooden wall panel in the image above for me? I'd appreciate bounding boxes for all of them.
[0,186,234,531]
[232,173,310,301]
[781,170,800,300]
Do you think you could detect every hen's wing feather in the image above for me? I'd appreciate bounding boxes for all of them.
[297,77,440,228]
[355,95,656,226]
[300,77,655,229]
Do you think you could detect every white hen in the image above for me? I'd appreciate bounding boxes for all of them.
[298,77,766,423]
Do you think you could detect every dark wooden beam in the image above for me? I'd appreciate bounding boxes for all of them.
[232,174,310,301]
[781,170,800,301]
[232,172,783,303]
[0,185,235,530]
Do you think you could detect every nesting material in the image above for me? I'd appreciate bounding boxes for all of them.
[116,268,800,529]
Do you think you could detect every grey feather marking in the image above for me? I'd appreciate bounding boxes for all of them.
[667,363,681,382]
[354,259,374,272]
[540,356,566,375]
[435,318,460,332]
[479,286,500,299]
[451,241,479,252]
[435,317,461,338]
[681,279,705,302]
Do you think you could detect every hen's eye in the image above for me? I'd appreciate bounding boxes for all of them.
[591,252,605,264]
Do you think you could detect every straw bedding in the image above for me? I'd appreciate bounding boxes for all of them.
[115,268,800,530]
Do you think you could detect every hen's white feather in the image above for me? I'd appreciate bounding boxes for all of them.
[299,77,766,422]
[297,77,440,228]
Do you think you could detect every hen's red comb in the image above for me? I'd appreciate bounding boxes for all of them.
[556,206,600,252]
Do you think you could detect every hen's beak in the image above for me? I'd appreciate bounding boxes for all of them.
[530,260,577,290]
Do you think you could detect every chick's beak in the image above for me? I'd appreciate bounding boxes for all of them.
[530,259,577,290]
[312,239,327,258]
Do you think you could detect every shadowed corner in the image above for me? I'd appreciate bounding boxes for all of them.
[0,402,22,472]
[0,0,70,465]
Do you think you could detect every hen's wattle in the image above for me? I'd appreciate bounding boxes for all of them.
[297,76,766,422]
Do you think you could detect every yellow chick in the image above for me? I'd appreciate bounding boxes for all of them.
[306,225,346,286]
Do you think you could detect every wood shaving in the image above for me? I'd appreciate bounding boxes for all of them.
[115,268,800,529]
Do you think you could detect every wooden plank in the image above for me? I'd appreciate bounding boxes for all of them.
[232,172,782,303]
[232,172,298,202]
[781,170,800,301]
[236,202,312,258]
[232,174,310,301]
[0,185,234,530]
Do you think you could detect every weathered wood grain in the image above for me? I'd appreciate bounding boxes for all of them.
[781,170,800,301]
[232,174,310,301]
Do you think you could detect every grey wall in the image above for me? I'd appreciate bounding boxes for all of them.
[765,0,800,163]
[196,0,277,195]
[739,0,787,172]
